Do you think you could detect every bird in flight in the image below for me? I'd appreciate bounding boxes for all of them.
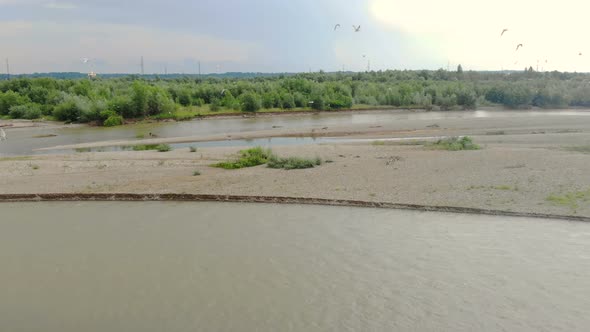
[501,29,508,37]
[334,24,341,31]
[353,25,361,32]
[81,58,90,64]
[579,52,583,56]
[516,44,523,51]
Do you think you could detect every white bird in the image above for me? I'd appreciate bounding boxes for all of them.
[81,58,90,64]
[0,128,6,141]
[353,25,361,32]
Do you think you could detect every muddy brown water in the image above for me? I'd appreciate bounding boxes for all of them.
[1,202,589,331]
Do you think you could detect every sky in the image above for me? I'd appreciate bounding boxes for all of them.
[1,0,589,74]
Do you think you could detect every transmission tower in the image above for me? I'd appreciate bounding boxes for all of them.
[5,58,10,80]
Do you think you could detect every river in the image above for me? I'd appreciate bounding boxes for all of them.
[1,202,589,331]
[2,109,590,155]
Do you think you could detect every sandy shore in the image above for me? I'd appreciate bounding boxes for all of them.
[2,137,590,218]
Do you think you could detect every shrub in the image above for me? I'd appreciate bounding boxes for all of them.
[156,144,172,152]
[9,103,42,119]
[430,136,480,151]
[0,91,30,115]
[103,114,124,127]
[189,146,197,152]
[240,92,261,112]
[213,147,272,169]
[267,155,322,169]
[53,100,81,122]
[193,170,201,176]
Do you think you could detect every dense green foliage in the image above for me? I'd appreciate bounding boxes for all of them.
[213,147,273,169]
[2,69,590,124]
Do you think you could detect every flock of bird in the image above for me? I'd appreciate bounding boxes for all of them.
[501,28,582,68]
[334,24,361,32]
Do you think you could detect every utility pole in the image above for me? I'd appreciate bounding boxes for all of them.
[198,61,201,78]
[5,58,10,80]
[164,65,167,75]
[140,56,144,76]
[367,59,371,72]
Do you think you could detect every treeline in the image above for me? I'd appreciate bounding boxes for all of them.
[1,69,590,126]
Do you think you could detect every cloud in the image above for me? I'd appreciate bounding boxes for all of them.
[0,0,76,8]
[0,20,265,73]
[369,0,590,71]
[44,2,77,9]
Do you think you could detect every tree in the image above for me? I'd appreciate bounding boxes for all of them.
[457,64,463,74]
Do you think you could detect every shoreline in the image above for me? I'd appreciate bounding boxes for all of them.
[1,193,588,222]
[4,105,585,130]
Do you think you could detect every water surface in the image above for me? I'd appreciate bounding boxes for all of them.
[1,202,589,331]
[2,109,590,155]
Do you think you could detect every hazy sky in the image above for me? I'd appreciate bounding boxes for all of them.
[1,0,589,73]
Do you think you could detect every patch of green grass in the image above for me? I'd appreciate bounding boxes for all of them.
[213,147,324,170]
[267,155,322,170]
[387,140,428,146]
[0,156,32,162]
[156,144,172,152]
[493,185,513,191]
[429,136,480,151]
[193,170,201,176]
[565,145,590,154]
[189,146,197,152]
[213,147,273,169]
[132,144,159,151]
[29,164,40,170]
[135,134,145,139]
[546,189,590,210]
[75,147,91,153]
[372,140,386,146]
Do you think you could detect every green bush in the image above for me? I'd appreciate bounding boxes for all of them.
[156,144,172,152]
[0,91,30,115]
[103,114,124,127]
[430,136,480,151]
[240,92,261,112]
[8,103,42,119]
[267,155,322,169]
[213,147,272,169]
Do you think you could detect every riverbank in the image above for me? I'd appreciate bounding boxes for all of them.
[2,138,590,218]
